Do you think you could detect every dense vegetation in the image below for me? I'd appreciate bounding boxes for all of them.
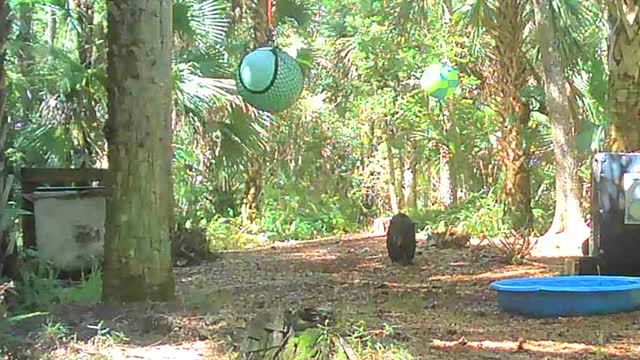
[0,0,617,245]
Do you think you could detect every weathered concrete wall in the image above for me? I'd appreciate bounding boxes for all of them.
[33,191,105,271]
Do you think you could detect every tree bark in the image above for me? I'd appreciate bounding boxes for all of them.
[499,104,533,232]
[404,137,418,211]
[491,0,534,234]
[75,0,99,167]
[0,0,18,279]
[439,143,452,208]
[0,0,9,166]
[432,100,453,209]
[607,1,640,151]
[14,2,34,116]
[240,0,269,226]
[103,0,175,303]
[532,0,589,243]
[395,132,406,211]
[46,6,57,46]
[241,162,261,225]
[384,119,399,213]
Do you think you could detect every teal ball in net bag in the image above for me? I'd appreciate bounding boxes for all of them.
[420,64,459,100]
[236,47,304,113]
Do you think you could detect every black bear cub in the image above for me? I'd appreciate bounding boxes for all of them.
[386,213,416,265]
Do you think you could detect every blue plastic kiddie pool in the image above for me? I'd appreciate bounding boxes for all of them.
[490,275,640,317]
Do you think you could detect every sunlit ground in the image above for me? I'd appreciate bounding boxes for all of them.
[5,234,640,359]
[429,266,550,282]
[432,338,640,358]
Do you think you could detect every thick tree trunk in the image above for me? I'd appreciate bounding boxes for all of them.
[491,0,534,234]
[499,106,533,232]
[240,0,269,225]
[533,0,589,245]
[607,1,640,151]
[103,0,175,303]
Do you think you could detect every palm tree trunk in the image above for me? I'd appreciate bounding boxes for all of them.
[241,162,261,225]
[499,105,533,232]
[533,0,589,243]
[491,0,534,233]
[240,0,269,226]
[607,2,640,151]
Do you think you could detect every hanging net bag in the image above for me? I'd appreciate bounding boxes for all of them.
[235,0,304,113]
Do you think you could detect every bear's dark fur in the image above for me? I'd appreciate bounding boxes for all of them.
[386,213,416,265]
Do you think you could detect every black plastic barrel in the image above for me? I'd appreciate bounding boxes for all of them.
[591,152,640,275]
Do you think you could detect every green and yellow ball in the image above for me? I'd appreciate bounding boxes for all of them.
[420,64,459,100]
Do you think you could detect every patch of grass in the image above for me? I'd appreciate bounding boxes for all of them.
[339,321,416,360]
[57,268,102,306]
[381,292,425,314]
[12,250,102,311]
[38,320,70,343]
[181,288,234,312]
[1,252,104,358]
[87,320,129,345]
[271,321,416,360]
[0,311,50,355]
[335,300,379,326]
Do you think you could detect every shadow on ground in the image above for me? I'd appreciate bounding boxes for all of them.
[2,235,640,359]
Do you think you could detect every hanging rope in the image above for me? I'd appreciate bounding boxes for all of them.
[266,0,276,45]
[266,0,273,26]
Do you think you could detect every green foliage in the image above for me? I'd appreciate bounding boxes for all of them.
[257,180,366,241]
[37,320,70,343]
[260,320,414,360]
[205,216,263,250]
[0,311,49,353]
[11,250,101,311]
[1,0,612,256]
[340,321,415,359]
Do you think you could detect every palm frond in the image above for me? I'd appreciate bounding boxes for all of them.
[173,0,230,48]
[452,0,494,54]
[549,0,604,69]
[173,62,237,119]
[294,44,320,76]
[275,0,315,28]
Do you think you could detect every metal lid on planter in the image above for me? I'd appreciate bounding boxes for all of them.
[32,186,110,201]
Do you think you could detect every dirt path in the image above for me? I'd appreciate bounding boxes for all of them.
[4,234,640,359]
